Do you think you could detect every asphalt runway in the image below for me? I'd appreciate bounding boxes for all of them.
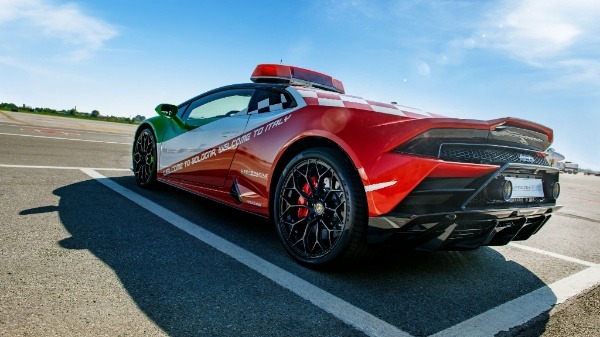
[1,111,599,336]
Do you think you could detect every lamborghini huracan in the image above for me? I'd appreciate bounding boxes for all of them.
[132,64,561,266]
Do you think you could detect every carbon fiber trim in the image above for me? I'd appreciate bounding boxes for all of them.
[367,205,561,250]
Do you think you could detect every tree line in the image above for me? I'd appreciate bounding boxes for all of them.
[0,102,146,124]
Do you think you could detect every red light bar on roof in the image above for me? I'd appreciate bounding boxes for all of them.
[251,64,345,94]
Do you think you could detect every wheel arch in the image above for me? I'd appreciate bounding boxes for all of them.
[133,115,173,144]
[132,116,172,155]
[133,122,153,154]
[132,119,165,171]
[267,134,367,220]
[133,122,155,141]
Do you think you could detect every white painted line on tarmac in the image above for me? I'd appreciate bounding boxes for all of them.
[1,122,133,137]
[0,163,130,171]
[7,163,597,336]
[508,243,598,267]
[0,132,130,145]
[80,168,413,337]
[430,265,600,337]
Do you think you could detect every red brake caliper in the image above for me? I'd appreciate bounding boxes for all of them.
[297,177,318,218]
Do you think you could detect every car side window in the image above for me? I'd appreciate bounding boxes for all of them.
[248,89,295,114]
[185,88,254,126]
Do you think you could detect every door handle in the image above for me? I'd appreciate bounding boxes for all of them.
[220,131,239,137]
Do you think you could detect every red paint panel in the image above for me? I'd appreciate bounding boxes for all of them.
[362,153,499,215]
[316,92,341,100]
[302,97,320,105]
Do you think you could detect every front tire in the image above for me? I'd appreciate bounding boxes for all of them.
[133,128,158,188]
[273,148,368,266]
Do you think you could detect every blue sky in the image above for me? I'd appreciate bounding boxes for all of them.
[1,0,599,170]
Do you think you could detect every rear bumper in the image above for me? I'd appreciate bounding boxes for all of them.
[367,204,562,250]
[366,160,562,250]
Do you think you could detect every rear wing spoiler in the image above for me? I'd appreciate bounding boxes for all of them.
[488,117,553,144]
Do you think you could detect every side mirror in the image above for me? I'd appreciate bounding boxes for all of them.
[155,103,192,129]
[154,103,190,130]
[155,103,178,118]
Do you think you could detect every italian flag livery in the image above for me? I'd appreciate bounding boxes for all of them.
[132,64,561,267]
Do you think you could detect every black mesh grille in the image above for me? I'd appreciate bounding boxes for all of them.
[439,144,549,166]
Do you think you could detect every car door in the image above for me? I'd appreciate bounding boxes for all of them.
[244,87,297,136]
[229,87,298,184]
[159,87,254,187]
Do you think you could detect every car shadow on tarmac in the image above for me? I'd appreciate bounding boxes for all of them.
[42,177,553,337]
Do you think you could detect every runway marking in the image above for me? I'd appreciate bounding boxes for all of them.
[0,117,135,137]
[508,243,598,267]
[0,164,130,171]
[0,132,130,145]
[20,127,81,136]
[0,110,35,126]
[80,168,413,337]
[2,163,598,336]
[556,212,600,225]
[13,124,133,137]
[430,266,600,337]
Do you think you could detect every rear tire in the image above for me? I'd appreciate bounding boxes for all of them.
[273,148,369,267]
[133,128,158,188]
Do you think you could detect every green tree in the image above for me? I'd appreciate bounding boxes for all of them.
[91,110,100,117]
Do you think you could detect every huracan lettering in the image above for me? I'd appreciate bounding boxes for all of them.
[245,199,262,207]
[241,169,268,180]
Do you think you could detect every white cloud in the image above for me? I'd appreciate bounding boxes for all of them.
[438,0,600,93]
[483,0,600,64]
[530,59,600,94]
[0,0,117,60]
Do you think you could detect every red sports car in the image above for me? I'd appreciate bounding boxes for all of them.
[132,64,561,266]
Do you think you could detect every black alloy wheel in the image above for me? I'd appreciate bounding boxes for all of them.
[274,148,368,266]
[133,128,157,188]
